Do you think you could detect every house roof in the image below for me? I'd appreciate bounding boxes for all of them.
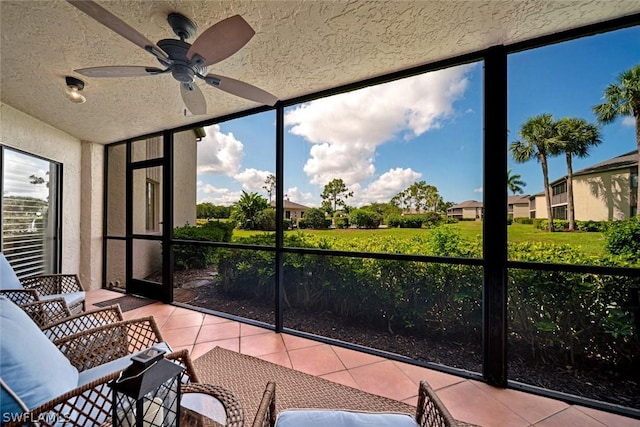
[530,151,639,196]
[271,200,310,210]
[546,150,639,187]
[1,1,638,144]
[450,200,483,209]
[508,195,530,205]
[572,150,638,177]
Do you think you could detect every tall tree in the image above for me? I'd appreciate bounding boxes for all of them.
[593,64,640,217]
[262,174,276,203]
[321,178,353,214]
[510,114,557,231]
[507,169,526,195]
[549,117,601,231]
[391,190,410,213]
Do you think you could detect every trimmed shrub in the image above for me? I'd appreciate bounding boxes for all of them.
[334,216,349,229]
[386,214,423,228]
[513,217,534,224]
[173,221,233,269]
[349,209,382,228]
[255,208,276,231]
[299,208,330,229]
[576,220,607,232]
[605,218,640,261]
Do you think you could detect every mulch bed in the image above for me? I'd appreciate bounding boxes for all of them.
[169,268,640,410]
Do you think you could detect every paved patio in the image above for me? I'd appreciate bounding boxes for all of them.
[86,289,640,427]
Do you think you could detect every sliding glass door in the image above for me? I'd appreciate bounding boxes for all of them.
[1,146,61,278]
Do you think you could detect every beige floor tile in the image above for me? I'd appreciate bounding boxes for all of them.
[197,321,241,342]
[281,333,323,351]
[347,360,418,402]
[288,345,345,376]
[257,350,293,368]
[535,406,607,427]
[240,333,286,357]
[437,381,528,427]
[331,345,385,369]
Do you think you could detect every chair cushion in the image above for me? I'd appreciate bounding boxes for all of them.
[0,296,79,414]
[40,291,85,310]
[0,253,23,290]
[275,410,419,427]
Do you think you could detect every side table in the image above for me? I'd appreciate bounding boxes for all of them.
[180,383,244,427]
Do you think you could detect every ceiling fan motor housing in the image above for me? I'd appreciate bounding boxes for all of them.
[157,39,207,83]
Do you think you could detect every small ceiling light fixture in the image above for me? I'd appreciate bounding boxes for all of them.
[64,76,86,104]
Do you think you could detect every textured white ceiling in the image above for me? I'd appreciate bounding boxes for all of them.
[1,1,639,144]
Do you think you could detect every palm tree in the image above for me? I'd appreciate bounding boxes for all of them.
[510,114,557,231]
[231,191,269,229]
[593,64,640,217]
[507,169,526,195]
[549,117,601,231]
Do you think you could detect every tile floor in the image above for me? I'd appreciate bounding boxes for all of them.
[86,289,640,427]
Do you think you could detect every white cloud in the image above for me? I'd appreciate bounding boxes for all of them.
[234,168,272,191]
[284,64,473,188]
[197,181,242,206]
[303,142,376,186]
[622,116,635,127]
[473,187,483,193]
[285,187,316,206]
[357,168,422,205]
[197,124,244,176]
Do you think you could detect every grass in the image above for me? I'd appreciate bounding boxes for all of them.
[232,220,608,257]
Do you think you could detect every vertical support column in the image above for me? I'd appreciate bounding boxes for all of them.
[275,104,285,332]
[483,45,508,387]
[79,141,104,290]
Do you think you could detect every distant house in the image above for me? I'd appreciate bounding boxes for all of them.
[270,200,310,223]
[447,200,483,220]
[508,195,531,219]
[530,151,638,221]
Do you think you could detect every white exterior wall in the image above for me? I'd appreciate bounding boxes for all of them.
[0,102,103,287]
[173,130,197,228]
[512,203,529,218]
[573,170,631,221]
[80,141,104,290]
[533,194,547,219]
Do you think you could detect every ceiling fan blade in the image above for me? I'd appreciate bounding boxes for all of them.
[204,74,278,106]
[75,66,164,78]
[181,83,207,115]
[67,0,168,62]
[187,15,255,67]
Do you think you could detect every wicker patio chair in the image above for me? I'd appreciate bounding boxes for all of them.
[0,253,86,314]
[4,350,198,427]
[251,380,458,427]
[19,297,72,328]
[1,297,200,427]
[41,303,123,340]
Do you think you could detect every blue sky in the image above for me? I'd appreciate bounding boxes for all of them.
[196,25,639,207]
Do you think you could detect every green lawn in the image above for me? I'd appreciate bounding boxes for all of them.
[232,221,608,257]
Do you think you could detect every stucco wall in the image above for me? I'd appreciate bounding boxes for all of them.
[173,130,197,228]
[1,103,84,277]
[573,170,632,221]
[533,194,548,219]
[512,203,529,218]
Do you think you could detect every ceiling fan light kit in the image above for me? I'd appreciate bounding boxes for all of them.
[66,1,278,115]
[64,76,86,104]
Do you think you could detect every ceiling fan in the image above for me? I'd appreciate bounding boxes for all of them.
[66,0,278,115]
